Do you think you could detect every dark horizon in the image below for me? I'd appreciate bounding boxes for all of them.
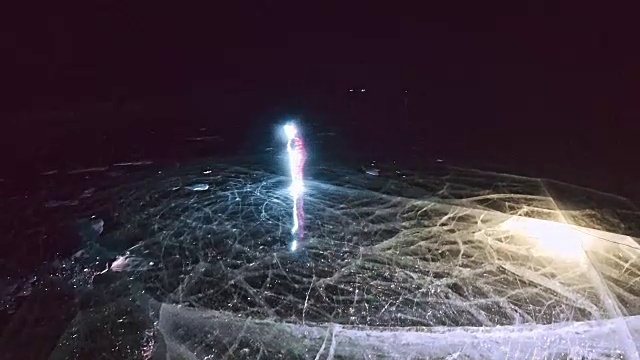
[3,2,639,199]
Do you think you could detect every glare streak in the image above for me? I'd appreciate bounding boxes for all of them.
[284,123,307,250]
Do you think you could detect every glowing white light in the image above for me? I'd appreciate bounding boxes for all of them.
[500,217,592,260]
[361,89,366,92]
[283,122,306,250]
[284,123,297,141]
[289,181,304,198]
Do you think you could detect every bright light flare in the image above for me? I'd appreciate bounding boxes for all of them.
[283,122,307,249]
[500,217,592,260]
[284,123,297,141]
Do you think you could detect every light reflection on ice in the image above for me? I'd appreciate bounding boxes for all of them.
[32,162,640,358]
[184,183,209,191]
[156,303,640,359]
[112,160,154,167]
[68,166,109,174]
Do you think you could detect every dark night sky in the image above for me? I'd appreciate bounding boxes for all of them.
[3,2,639,182]
[5,2,637,106]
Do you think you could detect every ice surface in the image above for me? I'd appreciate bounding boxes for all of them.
[7,159,640,359]
[184,183,209,191]
[156,303,640,359]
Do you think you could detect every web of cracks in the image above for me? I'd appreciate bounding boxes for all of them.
[86,164,640,330]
